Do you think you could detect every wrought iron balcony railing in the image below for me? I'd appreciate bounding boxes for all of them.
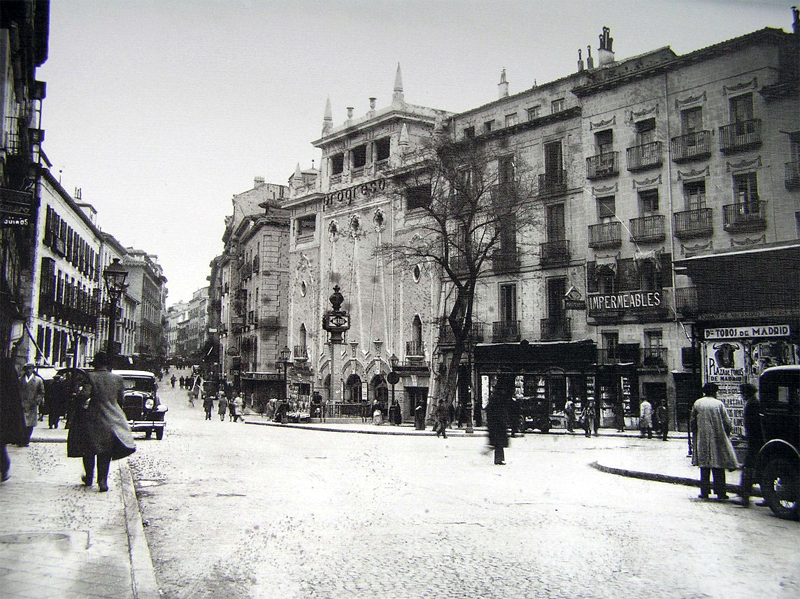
[675,286,698,315]
[673,208,713,239]
[492,247,521,273]
[719,119,761,153]
[586,152,619,179]
[492,320,521,343]
[642,347,668,369]
[588,221,622,248]
[538,169,567,197]
[406,341,424,357]
[722,200,767,233]
[293,345,308,362]
[540,239,570,267]
[541,318,571,341]
[630,215,665,243]
[437,319,484,345]
[626,142,662,171]
[670,131,711,162]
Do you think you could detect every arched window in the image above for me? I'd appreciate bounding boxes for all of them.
[412,315,423,347]
[371,375,388,408]
[323,374,331,403]
[345,374,362,403]
[299,324,307,352]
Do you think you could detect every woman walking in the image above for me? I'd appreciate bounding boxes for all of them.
[218,395,228,421]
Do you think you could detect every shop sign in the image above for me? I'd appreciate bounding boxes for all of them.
[587,290,661,313]
[0,188,33,227]
[703,341,746,384]
[705,325,791,340]
[323,178,386,209]
[243,372,282,381]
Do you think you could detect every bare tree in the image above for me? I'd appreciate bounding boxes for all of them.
[379,133,539,409]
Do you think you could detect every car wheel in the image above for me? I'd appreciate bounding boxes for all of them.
[760,456,799,520]
[145,430,152,440]
[156,428,164,440]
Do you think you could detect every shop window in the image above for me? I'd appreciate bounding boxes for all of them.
[406,184,432,211]
[375,137,391,161]
[639,189,659,213]
[331,153,344,175]
[551,98,565,113]
[352,145,367,169]
[597,195,616,220]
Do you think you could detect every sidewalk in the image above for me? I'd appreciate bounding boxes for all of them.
[0,426,158,599]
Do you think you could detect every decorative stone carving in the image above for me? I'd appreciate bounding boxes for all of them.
[723,77,757,95]
[681,240,713,255]
[731,234,766,247]
[677,166,710,181]
[632,174,662,189]
[593,183,618,195]
[675,91,706,110]
[630,104,658,121]
[589,115,616,130]
[726,156,762,172]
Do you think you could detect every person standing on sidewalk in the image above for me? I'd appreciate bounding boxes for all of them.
[0,358,27,482]
[639,397,653,439]
[203,391,214,421]
[67,352,136,492]
[582,397,598,438]
[564,397,576,433]
[690,383,738,501]
[655,400,669,441]
[19,363,44,446]
[737,383,763,508]
[435,400,449,439]
[486,377,510,465]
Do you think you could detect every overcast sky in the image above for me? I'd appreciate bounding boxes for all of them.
[37,0,793,305]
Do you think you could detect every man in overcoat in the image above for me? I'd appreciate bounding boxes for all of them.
[690,383,739,500]
[486,377,510,465]
[19,363,44,446]
[1,358,27,481]
[737,383,764,507]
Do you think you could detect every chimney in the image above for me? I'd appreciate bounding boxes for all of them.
[586,45,594,69]
[577,48,584,72]
[74,187,82,200]
[254,176,265,187]
[598,26,615,66]
[346,106,354,121]
[498,68,509,99]
[368,97,376,117]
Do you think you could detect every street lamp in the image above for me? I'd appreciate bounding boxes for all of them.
[388,353,400,425]
[280,345,292,401]
[103,258,128,366]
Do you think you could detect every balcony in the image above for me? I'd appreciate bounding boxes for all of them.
[492,248,520,273]
[597,344,641,366]
[437,319,485,345]
[629,215,665,244]
[588,221,622,248]
[719,119,761,154]
[723,200,767,233]
[670,131,711,162]
[673,208,713,239]
[293,345,308,362]
[586,152,619,180]
[626,142,662,171]
[642,347,668,369]
[785,162,800,190]
[329,173,342,185]
[675,286,698,315]
[541,318,571,341]
[538,169,567,197]
[405,340,425,358]
[540,239,570,268]
[492,320,521,343]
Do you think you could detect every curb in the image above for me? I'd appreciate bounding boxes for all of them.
[119,460,160,599]
[590,461,761,497]
[244,420,477,436]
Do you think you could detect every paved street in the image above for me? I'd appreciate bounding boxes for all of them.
[129,379,799,599]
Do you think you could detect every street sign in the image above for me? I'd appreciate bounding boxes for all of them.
[387,371,400,385]
[0,188,33,227]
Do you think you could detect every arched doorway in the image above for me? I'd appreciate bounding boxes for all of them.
[371,374,389,417]
[345,373,362,403]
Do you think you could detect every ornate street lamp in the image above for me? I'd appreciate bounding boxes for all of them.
[321,286,350,407]
[103,258,128,365]
[280,345,292,401]
[388,353,400,424]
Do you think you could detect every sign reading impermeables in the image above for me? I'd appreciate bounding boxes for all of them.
[587,290,662,312]
[705,325,791,340]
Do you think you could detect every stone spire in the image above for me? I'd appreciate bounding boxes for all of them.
[322,96,333,135]
[498,68,509,99]
[399,123,409,153]
[392,63,405,106]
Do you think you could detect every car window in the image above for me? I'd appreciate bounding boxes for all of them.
[122,378,156,392]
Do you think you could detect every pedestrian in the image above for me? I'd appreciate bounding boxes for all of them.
[372,402,382,425]
[655,400,669,441]
[228,395,237,421]
[67,351,136,493]
[218,395,228,421]
[414,400,426,430]
[447,400,455,430]
[485,377,510,465]
[231,394,243,422]
[690,383,738,501]
[507,395,520,437]
[203,391,214,421]
[179,376,184,389]
[435,400,449,439]
[639,397,653,439]
[19,363,45,446]
[582,398,598,437]
[737,383,763,508]
[389,399,402,426]
[0,358,27,482]
[170,374,176,388]
[564,397,576,433]
[614,398,625,432]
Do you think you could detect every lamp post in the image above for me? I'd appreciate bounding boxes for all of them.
[321,285,350,411]
[103,258,128,367]
[279,346,292,424]
[388,353,400,424]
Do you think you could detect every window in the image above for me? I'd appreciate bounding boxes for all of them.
[730,93,754,123]
[639,189,659,213]
[345,374,362,403]
[331,153,344,175]
[597,267,617,294]
[498,155,515,188]
[505,113,518,127]
[527,106,541,120]
[551,98,565,113]
[597,196,616,219]
[645,330,663,350]
[602,331,619,358]
[547,278,567,320]
[595,129,613,155]
[544,141,563,174]
[499,283,517,322]
[463,126,475,139]
[546,203,565,241]
[296,215,316,240]
[639,259,661,291]
[375,137,390,162]
[352,145,367,169]
[734,172,758,205]
[635,118,656,145]
[406,184,432,211]
[412,315,423,347]
[684,180,706,210]
[681,107,702,134]
[484,120,494,133]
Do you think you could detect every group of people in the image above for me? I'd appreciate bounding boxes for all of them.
[636,398,670,441]
[202,392,243,422]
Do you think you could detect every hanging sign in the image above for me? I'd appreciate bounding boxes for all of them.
[0,188,33,227]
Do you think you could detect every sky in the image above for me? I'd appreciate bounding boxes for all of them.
[37,0,793,305]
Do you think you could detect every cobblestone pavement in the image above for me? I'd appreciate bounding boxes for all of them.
[130,382,799,599]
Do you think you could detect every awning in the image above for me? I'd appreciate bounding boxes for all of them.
[474,339,597,372]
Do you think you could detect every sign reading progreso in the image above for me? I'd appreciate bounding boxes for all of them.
[323,178,386,210]
[705,325,791,340]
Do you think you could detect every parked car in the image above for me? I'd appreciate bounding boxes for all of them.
[116,370,168,440]
[757,365,799,520]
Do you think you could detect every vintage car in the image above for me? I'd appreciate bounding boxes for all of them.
[757,365,799,520]
[116,369,168,440]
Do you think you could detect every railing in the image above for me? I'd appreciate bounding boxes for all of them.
[673,208,713,239]
[626,142,662,171]
[492,247,520,273]
[723,200,767,233]
[588,221,622,248]
[329,173,342,185]
[670,131,711,162]
[351,166,365,178]
[406,341,424,357]
[586,152,619,179]
[324,402,371,419]
[675,286,698,314]
[293,345,308,362]
[437,319,485,345]
[375,158,390,172]
[541,318,571,341]
[597,344,641,366]
[538,169,567,197]
[642,347,668,369]
[719,119,761,153]
[785,161,800,190]
[630,215,665,243]
[540,239,570,267]
[492,320,521,343]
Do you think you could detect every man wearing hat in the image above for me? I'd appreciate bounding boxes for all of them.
[19,363,45,446]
